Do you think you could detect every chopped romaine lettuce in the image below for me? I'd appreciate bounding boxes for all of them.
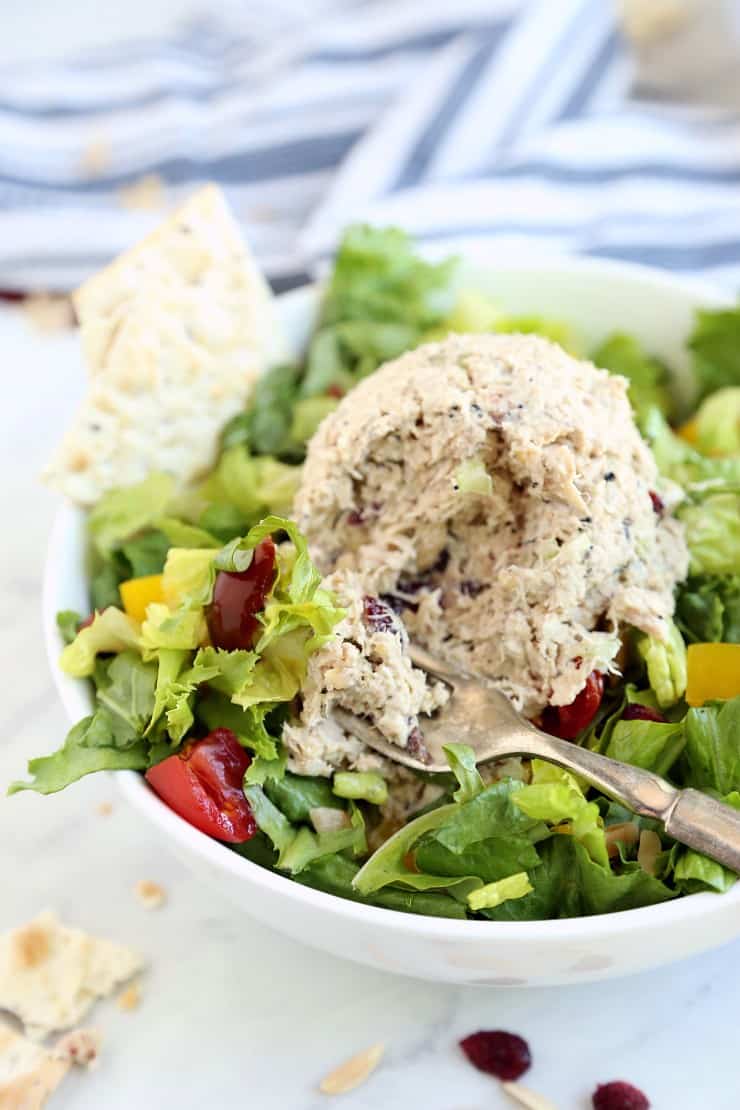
[678,489,740,576]
[682,695,740,795]
[466,872,533,912]
[301,224,457,397]
[88,472,175,555]
[694,387,740,456]
[60,607,140,678]
[676,576,740,644]
[688,305,740,401]
[606,717,685,777]
[592,333,672,425]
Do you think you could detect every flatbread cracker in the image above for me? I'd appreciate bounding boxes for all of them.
[0,1022,70,1109]
[0,911,143,1040]
[44,184,286,505]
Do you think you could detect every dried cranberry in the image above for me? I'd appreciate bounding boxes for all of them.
[362,596,397,635]
[459,1030,531,1081]
[347,509,365,525]
[592,1080,650,1110]
[622,703,666,724]
[206,538,276,651]
[326,383,344,399]
[648,490,664,515]
[0,288,27,303]
[541,671,604,740]
[406,725,431,764]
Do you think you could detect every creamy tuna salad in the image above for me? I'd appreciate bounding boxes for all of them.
[13,203,740,922]
[296,333,688,718]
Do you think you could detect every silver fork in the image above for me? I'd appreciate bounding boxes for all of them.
[333,643,740,874]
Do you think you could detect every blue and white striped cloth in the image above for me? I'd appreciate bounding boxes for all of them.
[2,0,740,292]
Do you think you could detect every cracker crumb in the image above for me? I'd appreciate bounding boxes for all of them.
[22,293,76,333]
[135,880,167,910]
[117,981,141,1012]
[54,1027,101,1069]
[0,1021,70,1107]
[96,801,113,817]
[117,173,167,211]
[80,136,112,178]
[319,1043,385,1095]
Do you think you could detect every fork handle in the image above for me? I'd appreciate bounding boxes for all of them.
[664,789,740,874]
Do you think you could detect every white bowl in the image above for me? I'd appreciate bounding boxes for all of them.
[44,256,740,987]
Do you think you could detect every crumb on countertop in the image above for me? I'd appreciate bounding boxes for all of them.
[134,880,167,910]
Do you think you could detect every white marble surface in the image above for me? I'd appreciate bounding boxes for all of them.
[2,304,740,1110]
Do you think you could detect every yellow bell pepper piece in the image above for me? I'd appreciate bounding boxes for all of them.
[119,574,165,624]
[686,643,740,707]
[677,418,699,445]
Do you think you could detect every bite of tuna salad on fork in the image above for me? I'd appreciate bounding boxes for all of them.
[11,190,740,921]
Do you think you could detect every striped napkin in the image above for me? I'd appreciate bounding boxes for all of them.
[1,0,740,293]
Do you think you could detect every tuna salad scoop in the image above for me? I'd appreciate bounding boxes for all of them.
[295,332,689,717]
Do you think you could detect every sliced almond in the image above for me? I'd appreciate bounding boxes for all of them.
[319,1042,384,1095]
[637,828,662,876]
[501,1079,559,1109]
[605,821,640,857]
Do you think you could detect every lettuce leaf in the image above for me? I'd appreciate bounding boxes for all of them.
[513,762,609,867]
[301,224,457,396]
[8,710,150,795]
[678,490,740,576]
[642,407,740,488]
[592,332,672,423]
[443,743,485,804]
[688,305,740,401]
[294,853,467,918]
[88,472,175,555]
[606,717,685,777]
[694,387,740,456]
[676,575,740,644]
[278,806,366,875]
[682,695,740,795]
[9,652,158,794]
[265,772,342,822]
[221,362,305,460]
[60,607,141,678]
[139,604,207,654]
[199,446,301,523]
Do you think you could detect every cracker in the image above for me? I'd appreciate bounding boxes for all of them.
[0,911,143,1040]
[0,1022,70,1109]
[44,185,286,505]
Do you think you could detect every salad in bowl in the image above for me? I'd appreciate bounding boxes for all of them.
[13,187,740,929]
